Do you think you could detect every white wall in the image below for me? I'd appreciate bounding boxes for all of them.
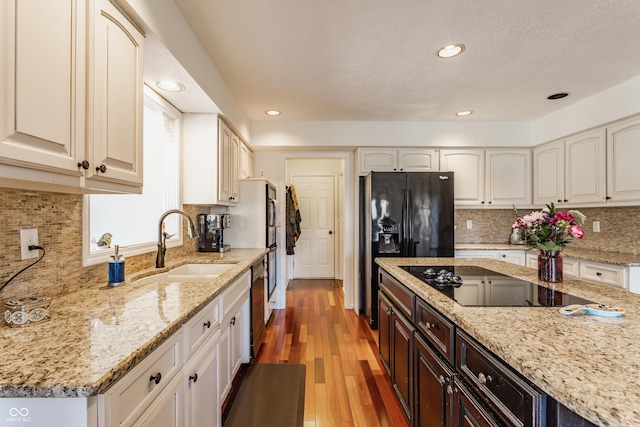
[533,75,640,145]
[251,120,532,148]
[125,0,251,139]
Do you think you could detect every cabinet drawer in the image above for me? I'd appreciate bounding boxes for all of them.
[221,270,251,320]
[580,261,627,289]
[456,330,545,427]
[183,298,220,360]
[415,297,455,365]
[379,270,414,319]
[562,257,579,278]
[105,331,182,426]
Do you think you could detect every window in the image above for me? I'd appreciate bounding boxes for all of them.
[83,86,182,266]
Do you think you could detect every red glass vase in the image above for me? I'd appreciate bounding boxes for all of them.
[538,250,563,283]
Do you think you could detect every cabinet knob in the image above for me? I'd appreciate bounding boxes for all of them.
[606,196,612,200]
[77,160,90,170]
[488,201,492,204]
[150,372,162,385]
[438,375,448,385]
[564,199,568,202]
[203,320,211,329]
[329,230,333,235]
[596,272,603,277]
[446,384,456,395]
[477,372,493,385]
[230,316,236,326]
[481,201,485,204]
[96,164,107,173]
[189,373,198,383]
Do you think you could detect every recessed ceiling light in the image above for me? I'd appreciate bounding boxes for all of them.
[155,80,184,92]
[456,110,473,116]
[547,92,569,100]
[437,44,465,58]
[265,110,281,116]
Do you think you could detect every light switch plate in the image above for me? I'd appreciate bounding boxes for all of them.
[592,220,600,233]
[466,220,473,229]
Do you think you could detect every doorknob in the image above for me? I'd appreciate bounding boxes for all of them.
[329,231,333,235]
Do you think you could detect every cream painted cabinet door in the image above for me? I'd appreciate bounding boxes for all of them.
[485,149,531,207]
[0,0,85,182]
[565,129,606,204]
[292,175,336,278]
[358,148,397,173]
[533,140,565,206]
[397,149,439,171]
[134,375,183,427]
[217,119,240,204]
[86,0,144,188]
[184,338,219,427]
[240,142,254,179]
[440,150,485,206]
[607,116,640,203]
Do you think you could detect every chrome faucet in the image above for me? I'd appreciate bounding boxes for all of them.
[156,209,199,268]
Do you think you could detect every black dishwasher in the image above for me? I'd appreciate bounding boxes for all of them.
[251,258,266,357]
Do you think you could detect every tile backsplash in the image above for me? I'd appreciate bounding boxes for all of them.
[1,188,638,301]
[455,206,640,254]
[0,188,209,301]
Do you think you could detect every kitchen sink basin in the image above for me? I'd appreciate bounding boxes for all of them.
[135,263,237,284]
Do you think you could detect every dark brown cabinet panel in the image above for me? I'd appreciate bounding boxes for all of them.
[379,291,392,376]
[415,297,455,365]
[451,378,501,427]
[414,333,453,427]
[392,309,414,420]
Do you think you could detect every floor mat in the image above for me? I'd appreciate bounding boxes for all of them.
[223,363,306,427]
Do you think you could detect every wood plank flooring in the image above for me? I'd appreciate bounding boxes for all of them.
[253,279,409,427]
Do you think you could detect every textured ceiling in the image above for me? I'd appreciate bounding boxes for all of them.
[164,0,640,122]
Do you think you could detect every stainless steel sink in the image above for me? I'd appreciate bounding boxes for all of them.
[135,263,236,284]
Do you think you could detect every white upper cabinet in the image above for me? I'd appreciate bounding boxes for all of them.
[606,116,640,203]
[440,149,531,207]
[85,0,144,188]
[240,142,254,179]
[358,148,439,174]
[485,149,531,207]
[439,149,485,206]
[0,0,144,193]
[183,114,241,206]
[564,128,606,205]
[533,140,565,206]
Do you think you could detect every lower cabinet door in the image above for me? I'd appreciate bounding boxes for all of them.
[133,375,183,427]
[391,310,414,421]
[378,292,393,376]
[451,378,500,427]
[185,337,219,427]
[414,333,453,427]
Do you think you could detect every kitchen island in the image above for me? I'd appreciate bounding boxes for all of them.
[377,257,640,427]
[0,248,266,399]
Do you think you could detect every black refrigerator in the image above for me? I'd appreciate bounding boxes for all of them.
[361,171,455,328]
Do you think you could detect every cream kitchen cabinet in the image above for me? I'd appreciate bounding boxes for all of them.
[534,129,606,207]
[358,148,439,174]
[440,149,531,207]
[217,270,251,403]
[455,249,526,266]
[184,335,219,427]
[183,114,241,206]
[0,0,144,194]
[606,116,640,203]
[240,142,254,179]
[525,252,579,278]
[533,140,565,206]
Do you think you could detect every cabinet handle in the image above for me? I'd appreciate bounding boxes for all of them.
[488,201,492,204]
[446,384,456,395]
[203,320,211,329]
[477,372,493,385]
[564,199,568,202]
[606,196,612,200]
[501,254,506,258]
[150,372,162,385]
[77,160,89,170]
[481,201,485,204]
[557,199,562,203]
[425,322,440,331]
[230,316,236,326]
[438,375,448,385]
[596,272,603,277]
[96,164,107,173]
[189,373,198,383]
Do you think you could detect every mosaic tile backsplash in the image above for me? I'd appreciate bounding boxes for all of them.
[1,188,638,300]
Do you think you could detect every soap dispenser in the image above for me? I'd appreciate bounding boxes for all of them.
[108,245,125,287]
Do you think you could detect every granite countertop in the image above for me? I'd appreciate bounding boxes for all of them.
[377,257,640,427]
[0,248,267,398]
[455,243,640,266]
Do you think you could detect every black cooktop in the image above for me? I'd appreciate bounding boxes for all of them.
[400,265,593,307]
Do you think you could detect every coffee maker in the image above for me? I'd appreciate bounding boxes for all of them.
[198,213,231,252]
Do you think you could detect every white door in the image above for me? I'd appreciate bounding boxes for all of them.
[292,175,335,278]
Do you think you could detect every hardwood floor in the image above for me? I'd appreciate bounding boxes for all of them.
[253,279,409,427]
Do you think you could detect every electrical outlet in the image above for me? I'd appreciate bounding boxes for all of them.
[466,220,473,229]
[593,220,600,233]
[20,228,39,260]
